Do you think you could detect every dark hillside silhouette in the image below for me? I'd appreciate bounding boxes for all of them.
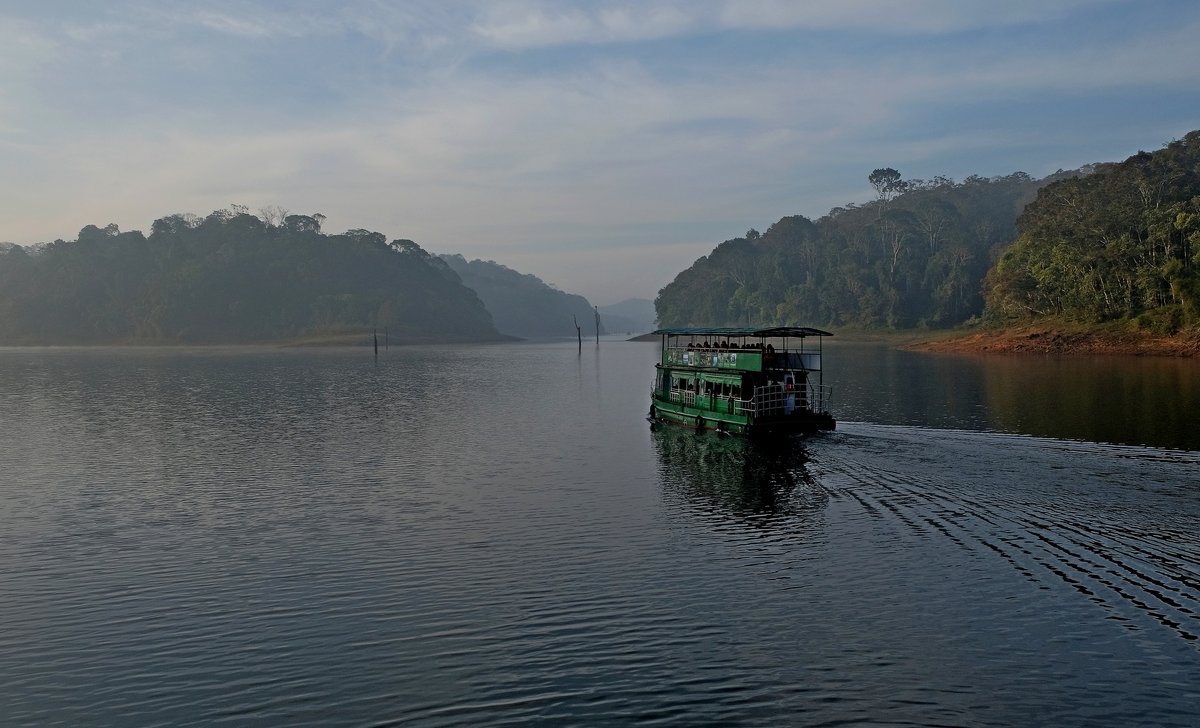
[0,209,499,344]
[440,254,605,338]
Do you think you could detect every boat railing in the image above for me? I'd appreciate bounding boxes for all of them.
[666,387,697,407]
[661,388,750,415]
[740,383,833,416]
[656,383,832,417]
[763,352,822,372]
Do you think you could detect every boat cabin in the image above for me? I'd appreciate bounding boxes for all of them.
[649,326,835,435]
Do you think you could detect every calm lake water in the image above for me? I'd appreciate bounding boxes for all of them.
[1,340,1198,726]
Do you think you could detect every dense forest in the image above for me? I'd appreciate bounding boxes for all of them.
[656,170,1055,329]
[657,131,1200,335]
[0,208,500,344]
[440,255,606,338]
[985,131,1200,332]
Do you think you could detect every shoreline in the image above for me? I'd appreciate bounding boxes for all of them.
[0,333,521,348]
[633,325,1200,357]
[905,324,1200,357]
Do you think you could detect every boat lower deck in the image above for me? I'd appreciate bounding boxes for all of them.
[650,395,835,435]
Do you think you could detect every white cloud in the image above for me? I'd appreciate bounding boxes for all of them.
[5,8,1192,237]
[0,19,59,132]
[468,0,1129,50]
[716,0,1124,35]
[471,2,695,48]
[949,17,1200,92]
[60,20,138,44]
[131,4,328,40]
[190,11,284,38]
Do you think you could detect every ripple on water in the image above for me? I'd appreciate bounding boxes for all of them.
[1,348,1199,727]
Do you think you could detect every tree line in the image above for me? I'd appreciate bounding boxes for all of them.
[0,207,500,344]
[656,170,1053,328]
[656,130,1200,334]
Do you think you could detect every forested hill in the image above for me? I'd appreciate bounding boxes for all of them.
[598,298,657,334]
[656,170,1054,329]
[439,255,606,338]
[0,209,500,344]
[985,131,1200,332]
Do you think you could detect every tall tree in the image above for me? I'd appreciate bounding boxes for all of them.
[869,168,904,203]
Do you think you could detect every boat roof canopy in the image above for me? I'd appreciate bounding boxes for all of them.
[652,326,833,338]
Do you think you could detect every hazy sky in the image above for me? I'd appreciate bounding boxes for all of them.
[3,1,1199,304]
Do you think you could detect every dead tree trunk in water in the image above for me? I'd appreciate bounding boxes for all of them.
[594,306,600,345]
[573,315,582,354]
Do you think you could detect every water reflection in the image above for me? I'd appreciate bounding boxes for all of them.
[4,344,1199,726]
[825,342,1200,450]
[978,354,1200,451]
[650,427,825,526]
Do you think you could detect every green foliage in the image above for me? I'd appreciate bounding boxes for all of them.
[439,255,604,337]
[656,171,1045,328]
[0,209,499,344]
[868,168,904,202]
[985,131,1200,331]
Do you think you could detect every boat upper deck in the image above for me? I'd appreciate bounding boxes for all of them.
[652,326,831,373]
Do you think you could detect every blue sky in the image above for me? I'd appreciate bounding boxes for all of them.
[2,1,1198,304]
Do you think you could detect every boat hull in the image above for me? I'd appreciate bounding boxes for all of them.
[649,395,835,436]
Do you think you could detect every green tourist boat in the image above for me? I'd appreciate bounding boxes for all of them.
[649,326,835,435]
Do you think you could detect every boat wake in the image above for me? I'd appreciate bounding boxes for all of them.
[809,423,1200,650]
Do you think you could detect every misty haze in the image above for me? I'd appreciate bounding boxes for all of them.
[2,3,1199,727]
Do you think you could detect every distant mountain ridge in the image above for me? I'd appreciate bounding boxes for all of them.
[597,298,656,333]
[439,254,606,338]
